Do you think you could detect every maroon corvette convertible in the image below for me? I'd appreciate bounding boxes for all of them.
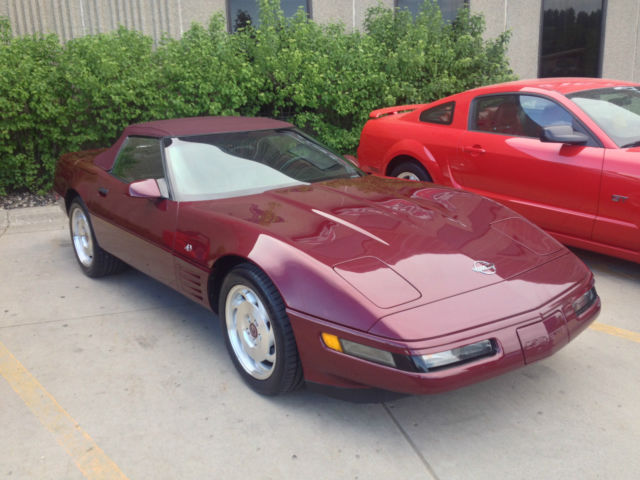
[54,117,600,397]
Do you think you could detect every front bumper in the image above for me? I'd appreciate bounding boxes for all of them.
[288,283,600,396]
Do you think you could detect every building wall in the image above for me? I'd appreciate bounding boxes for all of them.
[471,0,541,80]
[471,0,640,82]
[601,0,640,81]
[0,0,226,42]
[313,0,393,32]
[0,0,392,41]
[1,0,639,82]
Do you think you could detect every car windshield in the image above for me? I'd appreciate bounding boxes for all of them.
[164,128,362,201]
[567,86,640,147]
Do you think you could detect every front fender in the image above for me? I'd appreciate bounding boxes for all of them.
[246,234,382,332]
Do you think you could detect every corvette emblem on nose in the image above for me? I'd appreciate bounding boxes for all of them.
[472,260,497,275]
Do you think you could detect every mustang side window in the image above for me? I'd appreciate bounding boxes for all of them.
[472,95,513,134]
[472,95,526,136]
[111,136,165,183]
[419,102,455,125]
[519,95,574,134]
[519,95,597,145]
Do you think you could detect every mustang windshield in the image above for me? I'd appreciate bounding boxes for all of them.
[568,86,640,148]
[165,128,362,201]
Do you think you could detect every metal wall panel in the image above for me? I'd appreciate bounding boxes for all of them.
[0,0,223,42]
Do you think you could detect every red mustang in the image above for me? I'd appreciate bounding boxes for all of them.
[357,78,640,264]
[54,117,600,398]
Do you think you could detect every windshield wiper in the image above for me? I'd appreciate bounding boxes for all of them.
[621,140,640,148]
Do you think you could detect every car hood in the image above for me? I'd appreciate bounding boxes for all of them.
[201,176,566,310]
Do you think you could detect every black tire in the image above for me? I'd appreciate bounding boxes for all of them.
[68,198,126,278]
[390,161,432,182]
[219,263,303,395]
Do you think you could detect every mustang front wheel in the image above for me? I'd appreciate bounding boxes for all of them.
[220,264,302,395]
[69,198,125,277]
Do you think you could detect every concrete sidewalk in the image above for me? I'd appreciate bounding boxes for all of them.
[1,205,639,480]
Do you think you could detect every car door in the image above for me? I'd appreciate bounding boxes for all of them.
[88,136,179,289]
[454,93,604,241]
[591,148,640,253]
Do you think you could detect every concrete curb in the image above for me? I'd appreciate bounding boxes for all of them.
[0,205,66,234]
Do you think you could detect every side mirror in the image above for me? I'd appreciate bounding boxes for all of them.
[541,125,589,145]
[129,178,162,198]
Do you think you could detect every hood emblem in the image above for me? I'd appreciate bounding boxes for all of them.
[472,260,497,275]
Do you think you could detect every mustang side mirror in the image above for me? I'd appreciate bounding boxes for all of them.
[541,125,589,145]
[129,178,163,199]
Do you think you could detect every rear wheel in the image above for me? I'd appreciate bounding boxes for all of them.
[390,161,432,182]
[69,198,125,277]
[220,263,303,395]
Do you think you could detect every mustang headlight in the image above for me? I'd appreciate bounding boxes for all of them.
[412,340,496,372]
[573,287,597,316]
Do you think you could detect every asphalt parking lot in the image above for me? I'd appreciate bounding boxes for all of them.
[1,205,639,480]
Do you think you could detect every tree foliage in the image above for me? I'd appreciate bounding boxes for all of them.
[0,0,514,195]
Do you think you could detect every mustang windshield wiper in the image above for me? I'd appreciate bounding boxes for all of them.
[621,140,640,148]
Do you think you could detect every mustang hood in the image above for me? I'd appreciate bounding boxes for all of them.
[210,176,566,310]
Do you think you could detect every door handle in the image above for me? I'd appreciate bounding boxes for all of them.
[463,145,486,155]
[98,187,109,197]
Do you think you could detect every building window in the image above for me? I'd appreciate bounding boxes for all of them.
[228,0,310,32]
[395,0,467,23]
[539,0,604,78]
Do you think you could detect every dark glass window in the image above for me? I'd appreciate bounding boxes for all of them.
[471,94,596,144]
[395,0,467,22]
[112,137,164,183]
[228,0,309,31]
[419,102,455,125]
[539,0,604,78]
[472,95,526,136]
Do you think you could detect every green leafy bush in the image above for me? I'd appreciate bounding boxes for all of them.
[0,20,64,194]
[151,14,261,119]
[58,27,160,152]
[0,0,514,195]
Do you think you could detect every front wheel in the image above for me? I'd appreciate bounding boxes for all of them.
[390,161,432,182]
[219,263,303,395]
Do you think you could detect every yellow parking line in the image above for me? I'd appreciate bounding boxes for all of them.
[0,340,129,480]
[589,322,640,344]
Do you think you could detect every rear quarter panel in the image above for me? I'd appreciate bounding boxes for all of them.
[54,148,108,206]
[358,97,469,184]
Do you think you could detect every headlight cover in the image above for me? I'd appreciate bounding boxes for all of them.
[321,333,496,373]
[411,340,496,372]
[573,287,597,316]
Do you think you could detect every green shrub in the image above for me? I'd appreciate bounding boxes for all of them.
[58,27,160,152]
[151,14,261,119]
[0,21,64,194]
[0,1,514,195]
